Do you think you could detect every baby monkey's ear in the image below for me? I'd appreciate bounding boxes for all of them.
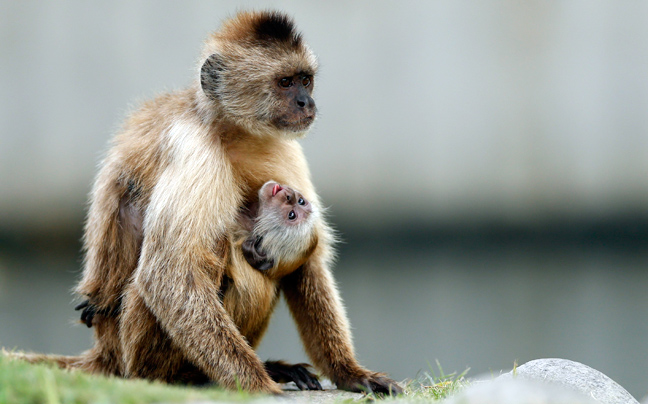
[242,236,274,271]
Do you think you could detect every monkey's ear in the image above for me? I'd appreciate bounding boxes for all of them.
[200,53,225,100]
[242,236,275,271]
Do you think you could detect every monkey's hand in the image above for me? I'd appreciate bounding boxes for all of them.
[74,299,120,328]
[242,236,274,271]
[264,361,322,391]
[74,300,97,327]
[335,372,403,397]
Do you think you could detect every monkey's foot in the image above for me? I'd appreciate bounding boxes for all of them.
[264,360,322,391]
[336,372,403,396]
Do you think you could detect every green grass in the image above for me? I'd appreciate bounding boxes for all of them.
[390,361,469,402]
[346,362,468,403]
[0,353,467,404]
[0,354,248,404]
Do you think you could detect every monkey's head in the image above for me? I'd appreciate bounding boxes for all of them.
[199,10,318,139]
[242,181,318,273]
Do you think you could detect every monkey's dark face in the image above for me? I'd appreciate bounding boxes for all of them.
[199,11,318,139]
[272,73,316,132]
[200,54,318,138]
[259,181,312,226]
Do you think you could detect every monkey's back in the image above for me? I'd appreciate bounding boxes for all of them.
[77,89,200,308]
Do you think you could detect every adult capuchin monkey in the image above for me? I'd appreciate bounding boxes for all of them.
[44,10,401,395]
[117,181,324,390]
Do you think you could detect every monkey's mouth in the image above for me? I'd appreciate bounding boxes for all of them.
[273,114,315,131]
[271,184,283,196]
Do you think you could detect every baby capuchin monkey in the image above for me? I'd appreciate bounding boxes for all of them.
[219,180,322,389]
[239,181,318,273]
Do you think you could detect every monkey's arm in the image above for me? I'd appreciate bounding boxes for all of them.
[75,158,139,315]
[133,233,281,394]
[281,238,403,396]
[130,162,281,394]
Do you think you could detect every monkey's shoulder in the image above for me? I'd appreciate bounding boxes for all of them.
[105,92,194,179]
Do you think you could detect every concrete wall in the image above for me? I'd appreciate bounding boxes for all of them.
[1,1,647,231]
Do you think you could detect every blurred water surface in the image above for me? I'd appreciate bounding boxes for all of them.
[1,230,646,399]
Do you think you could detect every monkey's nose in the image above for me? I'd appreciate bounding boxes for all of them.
[296,94,313,109]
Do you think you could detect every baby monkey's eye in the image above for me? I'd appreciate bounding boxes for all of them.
[301,76,311,87]
[288,210,296,220]
[298,197,305,205]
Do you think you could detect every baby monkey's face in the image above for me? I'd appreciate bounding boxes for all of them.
[243,181,316,272]
[258,181,312,226]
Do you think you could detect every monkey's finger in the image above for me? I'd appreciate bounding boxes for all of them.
[74,300,89,311]
[369,377,403,396]
[291,367,311,390]
[350,379,373,394]
[295,366,322,390]
[84,313,93,328]
[293,377,309,391]
[80,308,96,328]
[299,367,323,390]
[309,377,323,391]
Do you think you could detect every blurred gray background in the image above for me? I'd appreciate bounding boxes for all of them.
[1,0,647,399]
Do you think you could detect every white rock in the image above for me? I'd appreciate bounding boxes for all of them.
[443,377,597,404]
[500,358,638,404]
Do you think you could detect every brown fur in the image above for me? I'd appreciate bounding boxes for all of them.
[27,10,400,395]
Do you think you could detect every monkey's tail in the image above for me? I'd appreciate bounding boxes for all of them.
[2,348,84,370]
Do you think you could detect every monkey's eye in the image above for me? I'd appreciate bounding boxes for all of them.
[298,197,305,205]
[279,77,292,88]
[301,76,311,87]
[288,210,296,220]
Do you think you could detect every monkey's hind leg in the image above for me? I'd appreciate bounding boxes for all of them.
[72,313,124,376]
[119,284,209,384]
